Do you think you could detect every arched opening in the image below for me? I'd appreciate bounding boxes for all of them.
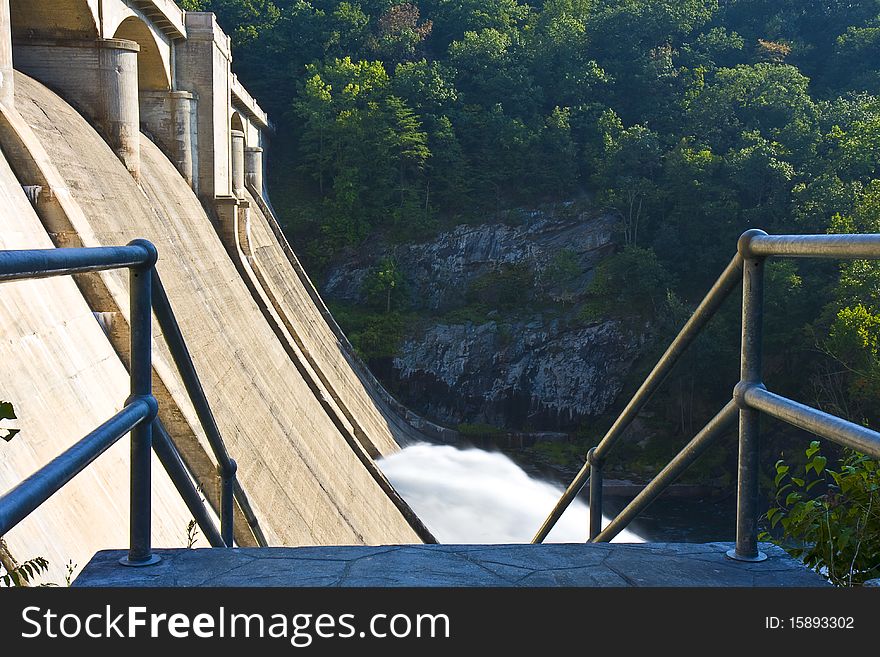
[232,111,265,198]
[231,112,247,145]
[113,17,170,92]
[10,0,98,40]
[109,16,182,182]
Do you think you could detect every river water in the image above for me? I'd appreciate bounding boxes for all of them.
[379,443,645,543]
[379,443,736,544]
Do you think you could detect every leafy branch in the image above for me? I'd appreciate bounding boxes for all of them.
[760,441,880,586]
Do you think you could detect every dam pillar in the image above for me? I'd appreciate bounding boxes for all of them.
[245,146,263,198]
[13,38,140,177]
[140,90,197,190]
[175,13,233,201]
[99,39,140,178]
[0,0,13,109]
[231,129,245,199]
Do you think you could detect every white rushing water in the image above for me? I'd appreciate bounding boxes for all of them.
[379,443,644,544]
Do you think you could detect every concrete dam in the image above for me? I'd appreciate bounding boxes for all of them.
[0,0,437,583]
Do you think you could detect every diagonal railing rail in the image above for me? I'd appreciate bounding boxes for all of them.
[0,240,263,566]
[534,230,880,562]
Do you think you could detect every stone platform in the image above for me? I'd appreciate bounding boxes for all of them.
[73,542,827,587]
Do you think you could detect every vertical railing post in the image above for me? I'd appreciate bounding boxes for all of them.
[121,239,161,567]
[729,230,768,562]
[221,459,237,547]
[587,448,603,541]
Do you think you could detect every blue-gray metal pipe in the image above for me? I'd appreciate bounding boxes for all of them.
[532,253,743,543]
[594,401,738,543]
[0,401,152,536]
[220,460,237,547]
[743,386,880,460]
[593,253,744,465]
[152,421,225,548]
[150,269,237,545]
[233,480,268,547]
[123,240,160,566]
[730,230,767,562]
[587,448,603,541]
[149,270,234,473]
[0,245,153,282]
[745,233,880,260]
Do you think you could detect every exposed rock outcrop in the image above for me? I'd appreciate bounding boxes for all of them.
[393,317,644,429]
[324,208,617,311]
[324,208,647,431]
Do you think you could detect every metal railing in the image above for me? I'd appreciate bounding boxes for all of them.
[0,240,260,566]
[534,230,880,562]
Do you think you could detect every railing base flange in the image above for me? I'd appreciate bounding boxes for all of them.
[119,554,162,567]
[725,548,767,563]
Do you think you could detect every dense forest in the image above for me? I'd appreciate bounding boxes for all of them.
[180,0,879,433]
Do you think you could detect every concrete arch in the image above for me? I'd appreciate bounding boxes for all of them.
[231,111,247,145]
[113,16,170,91]
[9,0,98,40]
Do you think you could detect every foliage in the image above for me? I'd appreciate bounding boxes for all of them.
[0,555,49,588]
[362,257,406,312]
[1,400,19,442]
[329,304,409,360]
[64,560,77,587]
[192,0,880,291]
[457,422,505,438]
[583,245,673,320]
[466,264,535,310]
[530,440,585,466]
[185,520,200,549]
[761,442,880,586]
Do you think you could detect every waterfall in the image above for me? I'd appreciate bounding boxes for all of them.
[379,443,644,544]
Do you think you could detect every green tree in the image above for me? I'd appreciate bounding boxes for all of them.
[181,0,281,43]
[829,27,880,93]
[823,183,880,423]
[584,245,674,319]
[387,95,430,213]
[369,2,433,65]
[363,257,405,312]
[593,110,661,246]
[685,63,818,154]
[420,0,531,50]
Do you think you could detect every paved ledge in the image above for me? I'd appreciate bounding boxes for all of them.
[73,543,827,587]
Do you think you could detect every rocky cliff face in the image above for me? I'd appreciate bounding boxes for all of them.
[323,208,646,431]
[394,317,643,429]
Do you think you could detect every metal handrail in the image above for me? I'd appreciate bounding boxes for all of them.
[532,253,744,542]
[593,401,739,543]
[0,400,155,538]
[0,240,250,565]
[741,385,880,458]
[151,269,266,547]
[534,230,880,562]
[152,421,225,548]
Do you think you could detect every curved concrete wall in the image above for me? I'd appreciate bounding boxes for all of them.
[8,72,426,547]
[242,195,415,456]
